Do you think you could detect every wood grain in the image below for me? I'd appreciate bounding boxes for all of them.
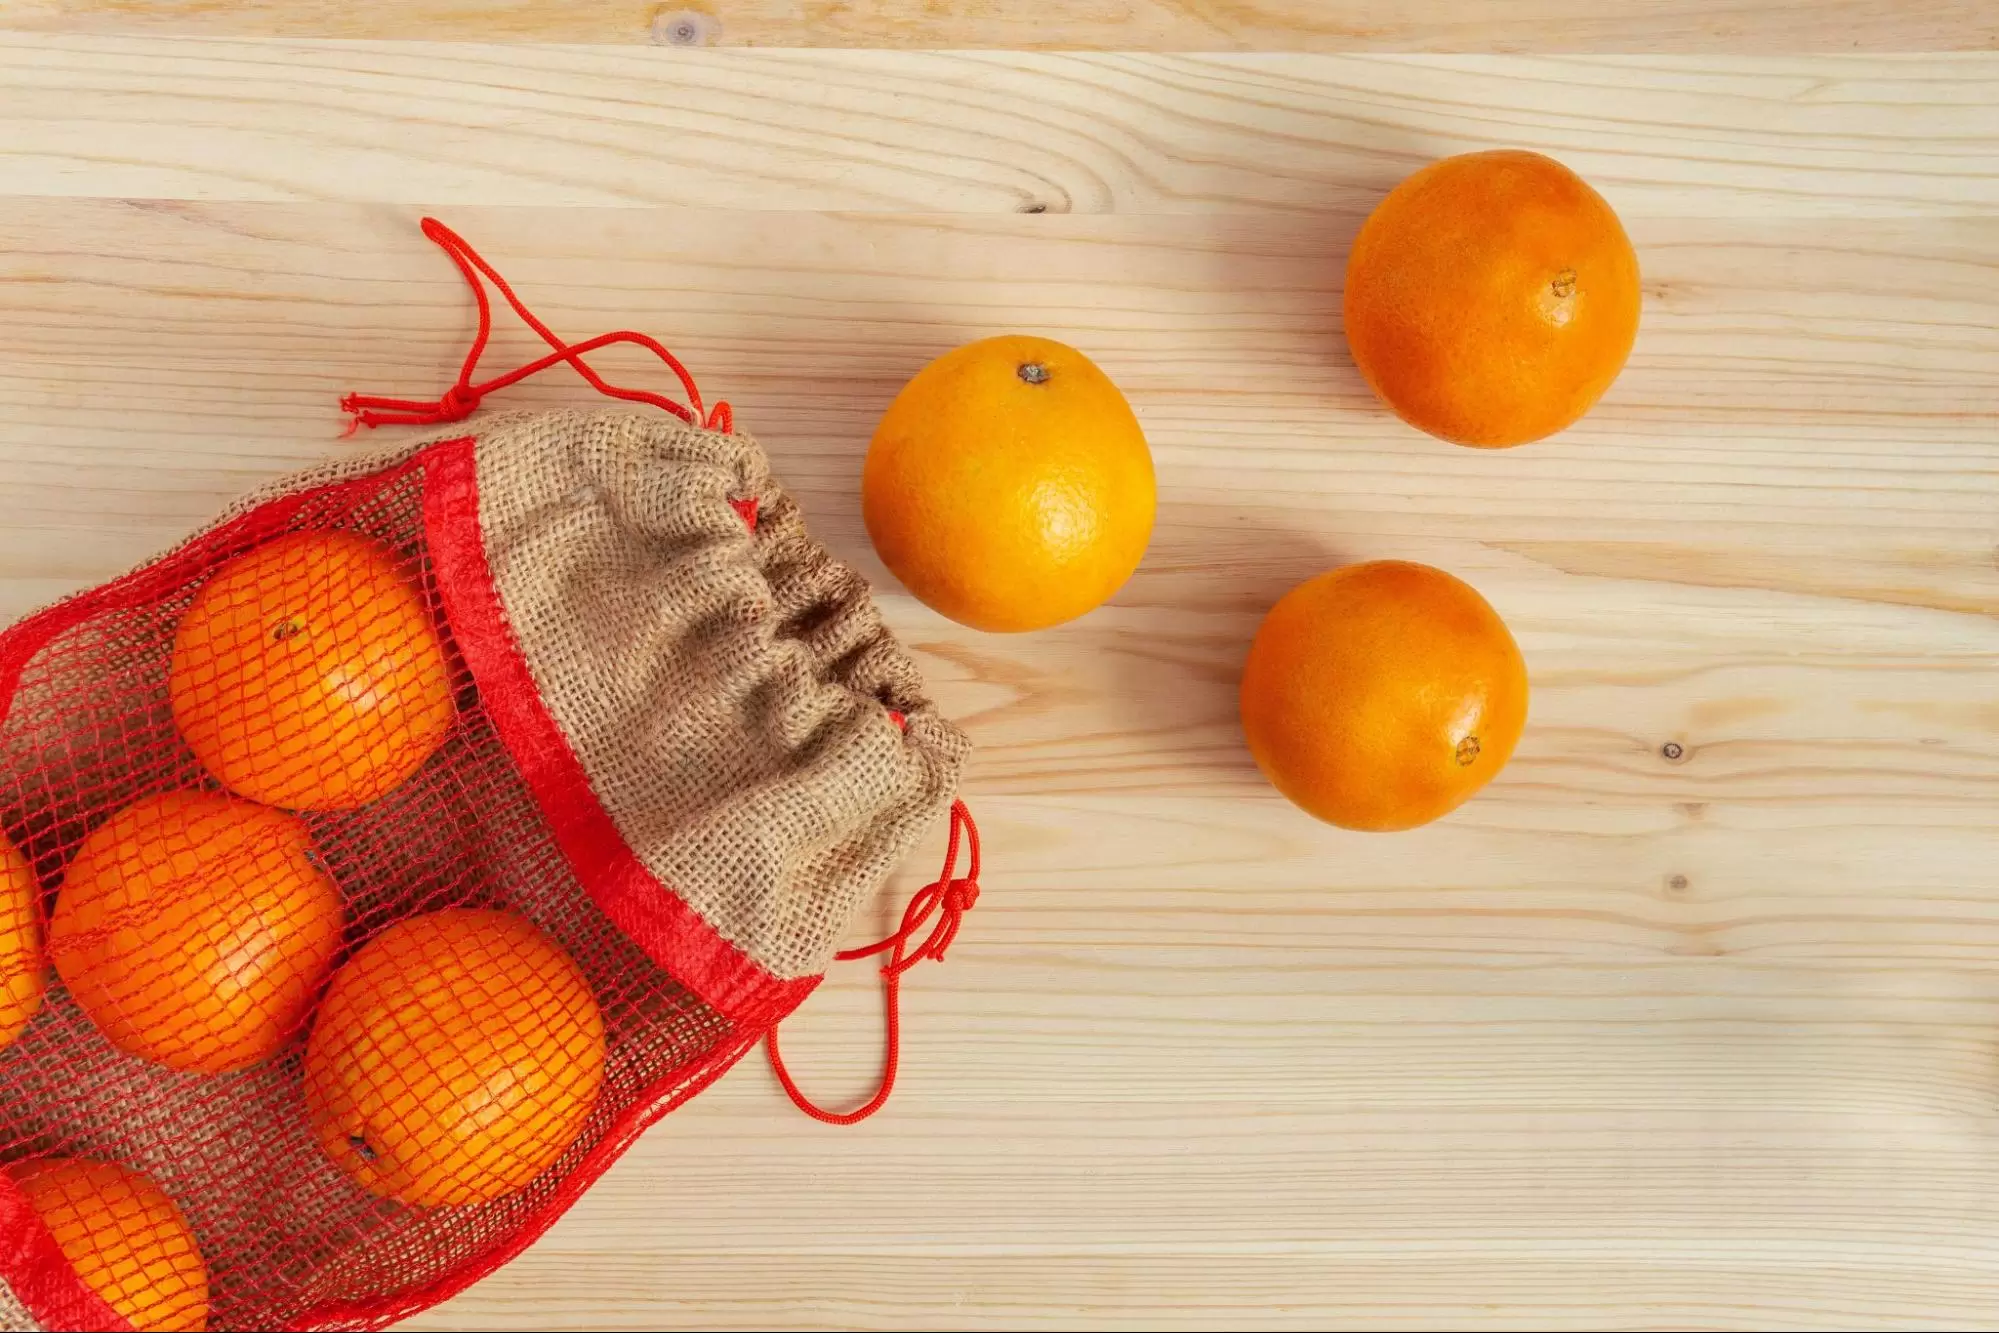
[2,42,1998,1333]
[2,41,1997,217]
[5,0,1998,53]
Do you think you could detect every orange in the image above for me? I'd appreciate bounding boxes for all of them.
[1344,149,1641,447]
[0,834,44,1051]
[305,908,606,1209]
[49,789,345,1074]
[1240,561,1528,832]
[862,334,1156,632]
[10,1156,210,1332]
[170,529,454,810]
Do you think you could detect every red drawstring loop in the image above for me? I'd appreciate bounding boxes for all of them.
[766,800,981,1126]
[341,216,732,434]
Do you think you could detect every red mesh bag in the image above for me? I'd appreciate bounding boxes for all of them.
[0,220,974,1332]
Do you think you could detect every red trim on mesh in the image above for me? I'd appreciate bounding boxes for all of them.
[418,437,814,1028]
[728,495,759,531]
[293,438,811,1329]
[0,1173,134,1333]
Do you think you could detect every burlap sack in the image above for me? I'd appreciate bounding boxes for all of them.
[0,226,970,1331]
[473,410,967,983]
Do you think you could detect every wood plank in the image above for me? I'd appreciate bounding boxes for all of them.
[1,41,1997,216]
[5,0,1997,53]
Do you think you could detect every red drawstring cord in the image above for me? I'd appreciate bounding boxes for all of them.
[767,800,981,1126]
[341,216,733,435]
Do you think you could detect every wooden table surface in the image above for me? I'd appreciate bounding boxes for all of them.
[3,13,1999,1331]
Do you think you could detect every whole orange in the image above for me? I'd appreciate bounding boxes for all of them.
[171,530,453,810]
[49,789,345,1073]
[305,907,606,1209]
[0,834,44,1051]
[1344,149,1641,447]
[10,1156,210,1333]
[863,335,1155,632]
[1240,561,1528,832]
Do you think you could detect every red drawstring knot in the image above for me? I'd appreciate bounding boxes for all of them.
[766,800,982,1126]
[435,383,482,420]
[341,217,732,435]
[879,875,979,978]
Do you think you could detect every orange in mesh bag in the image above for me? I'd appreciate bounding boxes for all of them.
[0,220,977,1332]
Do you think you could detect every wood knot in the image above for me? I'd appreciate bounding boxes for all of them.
[650,7,717,45]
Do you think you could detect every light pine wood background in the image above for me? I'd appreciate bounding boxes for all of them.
[2,22,1998,1333]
